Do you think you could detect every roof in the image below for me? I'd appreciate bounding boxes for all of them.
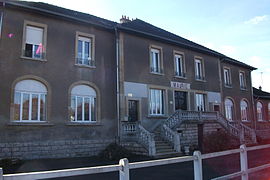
[118,19,256,70]
[2,1,257,70]
[253,87,270,100]
[5,1,117,30]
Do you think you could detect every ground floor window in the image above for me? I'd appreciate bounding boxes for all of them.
[225,98,234,121]
[70,85,96,122]
[14,79,47,121]
[195,93,205,111]
[149,89,164,115]
[257,102,263,121]
[240,100,248,121]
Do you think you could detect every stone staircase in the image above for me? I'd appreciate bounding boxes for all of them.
[154,129,181,157]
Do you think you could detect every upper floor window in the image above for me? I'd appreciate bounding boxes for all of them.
[76,32,95,67]
[195,58,204,80]
[150,48,162,74]
[174,54,185,77]
[239,72,246,89]
[240,100,248,121]
[195,93,205,111]
[23,23,46,60]
[224,68,232,87]
[149,88,164,115]
[257,102,263,121]
[225,98,234,121]
[70,85,96,122]
[14,80,47,122]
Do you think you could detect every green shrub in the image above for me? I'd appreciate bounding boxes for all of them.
[98,143,133,161]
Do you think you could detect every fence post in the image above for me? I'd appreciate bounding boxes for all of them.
[174,133,181,152]
[193,151,203,180]
[0,168,3,180]
[240,144,248,180]
[119,158,129,180]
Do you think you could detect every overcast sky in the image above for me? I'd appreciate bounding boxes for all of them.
[24,0,270,92]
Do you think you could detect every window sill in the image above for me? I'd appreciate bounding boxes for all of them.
[195,78,206,82]
[258,120,268,123]
[224,85,233,88]
[74,64,96,69]
[20,56,47,62]
[240,88,247,91]
[147,115,168,119]
[8,121,53,126]
[150,72,164,76]
[174,75,187,80]
[66,122,101,126]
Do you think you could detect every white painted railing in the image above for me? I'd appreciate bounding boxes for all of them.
[1,144,270,180]
[137,124,156,156]
[161,124,181,152]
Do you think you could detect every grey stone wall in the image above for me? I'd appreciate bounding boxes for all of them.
[0,139,114,160]
[178,123,198,147]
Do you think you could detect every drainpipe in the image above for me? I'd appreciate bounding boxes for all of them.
[218,58,225,115]
[115,27,120,142]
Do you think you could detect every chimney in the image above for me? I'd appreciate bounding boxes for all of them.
[120,15,131,24]
[259,86,262,91]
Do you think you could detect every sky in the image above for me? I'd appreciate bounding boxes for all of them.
[23,0,270,92]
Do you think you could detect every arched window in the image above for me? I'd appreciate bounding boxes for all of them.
[225,98,234,121]
[257,102,263,121]
[70,85,96,122]
[268,103,270,121]
[240,100,248,121]
[14,80,47,121]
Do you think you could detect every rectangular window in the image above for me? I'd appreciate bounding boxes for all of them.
[76,36,95,66]
[71,96,96,122]
[149,89,164,115]
[24,25,44,59]
[175,54,185,77]
[196,93,205,111]
[14,92,46,121]
[195,58,204,80]
[224,68,232,86]
[150,48,162,74]
[239,72,246,89]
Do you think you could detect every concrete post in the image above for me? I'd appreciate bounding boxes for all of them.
[174,133,181,152]
[240,144,248,180]
[119,158,129,180]
[0,168,3,180]
[193,151,203,180]
[149,134,156,156]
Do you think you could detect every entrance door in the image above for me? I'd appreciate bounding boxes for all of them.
[174,91,187,110]
[128,100,138,122]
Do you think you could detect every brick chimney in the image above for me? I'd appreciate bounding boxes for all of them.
[120,15,131,23]
[259,86,262,91]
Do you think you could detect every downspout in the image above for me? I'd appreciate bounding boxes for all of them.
[218,58,225,115]
[115,27,120,141]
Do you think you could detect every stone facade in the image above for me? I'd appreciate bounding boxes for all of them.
[0,139,114,160]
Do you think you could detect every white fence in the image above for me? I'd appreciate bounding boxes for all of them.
[1,144,270,180]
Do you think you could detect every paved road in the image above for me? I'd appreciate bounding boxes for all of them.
[3,148,270,180]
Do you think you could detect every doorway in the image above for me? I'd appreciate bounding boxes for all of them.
[174,91,187,110]
[128,100,138,122]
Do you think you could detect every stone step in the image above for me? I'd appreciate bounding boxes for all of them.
[154,152,182,158]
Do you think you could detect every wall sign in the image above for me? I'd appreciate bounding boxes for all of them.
[171,81,190,90]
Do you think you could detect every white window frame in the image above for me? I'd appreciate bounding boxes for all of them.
[150,48,161,74]
[71,95,96,122]
[195,58,203,80]
[174,54,184,77]
[195,93,205,111]
[240,100,248,121]
[257,102,263,121]
[149,89,164,115]
[14,91,46,122]
[239,72,246,89]
[77,36,92,66]
[224,68,232,86]
[225,98,234,121]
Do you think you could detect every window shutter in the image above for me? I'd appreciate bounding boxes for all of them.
[26,26,43,45]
